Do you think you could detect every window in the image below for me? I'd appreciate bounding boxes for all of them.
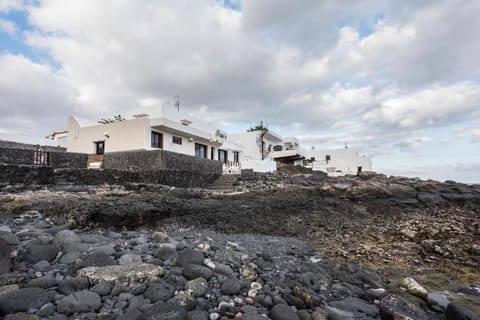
[218,149,228,163]
[326,155,331,162]
[172,136,182,145]
[152,131,163,148]
[233,151,239,163]
[211,147,215,160]
[195,143,207,159]
[95,141,105,155]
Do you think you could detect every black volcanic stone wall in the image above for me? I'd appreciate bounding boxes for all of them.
[49,152,88,169]
[102,149,222,187]
[0,147,35,165]
[0,148,221,188]
[102,150,163,171]
[0,165,54,185]
[0,146,87,169]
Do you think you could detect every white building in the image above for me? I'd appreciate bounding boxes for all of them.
[47,107,372,175]
[229,128,372,175]
[229,129,286,172]
[302,147,373,176]
[48,105,243,169]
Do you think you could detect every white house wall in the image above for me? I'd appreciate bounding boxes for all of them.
[305,148,372,175]
[66,116,148,154]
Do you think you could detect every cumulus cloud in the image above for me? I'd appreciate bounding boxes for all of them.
[472,129,480,143]
[0,54,79,134]
[0,17,16,36]
[364,82,480,129]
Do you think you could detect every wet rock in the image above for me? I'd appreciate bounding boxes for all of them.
[57,290,101,314]
[399,277,428,301]
[144,281,175,302]
[91,280,113,296]
[154,244,178,261]
[213,263,234,277]
[118,253,142,265]
[168,292,197,311]
[0,231,19,245]
[187,310,209,320]
[326,306,354,320]
[4,313,39,320]
[270,304,300,320]
[82,252,115,267]
[176,249,204,267]
[328,297,378,318]
[22,244,59,264]
[38,303,56,317]
[0,239,11,275]
[59,250,80,264]
[427,292,449,312]
[218,301,238,317]
[186,278,209,297]
[446,303,479,320]
[292,285,322,307]
[379,294,429,320]
[26,274,57,289]
[53,230,81,251]
[32,260,50,272]
[184,264,213,280]
[152,231,169,242]
[142,302,187,320]
[0,287,50,315]
[57,276,89,295]
[77,263,163,283]
[221,278,243,295]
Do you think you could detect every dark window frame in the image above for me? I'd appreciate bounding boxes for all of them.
[151,131,163,148]
[233,151,239,163]
[95,141,105,155]
[218,149,228,163]
[172,136,182,145]
[195,143,207,159]
[211,147,215,160]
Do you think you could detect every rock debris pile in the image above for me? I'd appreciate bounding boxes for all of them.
[0,172,479,319]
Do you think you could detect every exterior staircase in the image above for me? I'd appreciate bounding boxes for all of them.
[209,174,239,192]
[87,155,103,169]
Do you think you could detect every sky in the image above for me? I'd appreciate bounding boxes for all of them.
[0,0,479,183]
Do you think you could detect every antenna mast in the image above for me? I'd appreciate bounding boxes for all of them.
[174,95,180,111]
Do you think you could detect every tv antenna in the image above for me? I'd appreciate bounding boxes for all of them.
[174,95,180,111]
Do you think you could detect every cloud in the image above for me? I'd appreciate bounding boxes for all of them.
[0,0,24,12]
[472,129,480,143]
[363,82,480,129]
[0,53,79,134]
[0,17,16,36]
[392,137,432,150]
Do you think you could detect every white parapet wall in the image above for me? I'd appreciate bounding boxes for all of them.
[241,159,277,173]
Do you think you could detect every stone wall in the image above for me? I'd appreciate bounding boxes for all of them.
[0,149,222,188]
[0,146,87,169]
[0,165,54,185]
[102,149,222,187]
[0,147,36,166]
[49,152,88,169]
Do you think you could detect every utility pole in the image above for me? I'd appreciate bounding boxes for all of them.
[261,120,264,160]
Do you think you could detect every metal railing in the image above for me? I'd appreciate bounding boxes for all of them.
[222,161,241,174]
[33,148,49,166]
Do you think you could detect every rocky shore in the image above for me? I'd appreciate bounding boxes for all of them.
[0,172,479,319]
